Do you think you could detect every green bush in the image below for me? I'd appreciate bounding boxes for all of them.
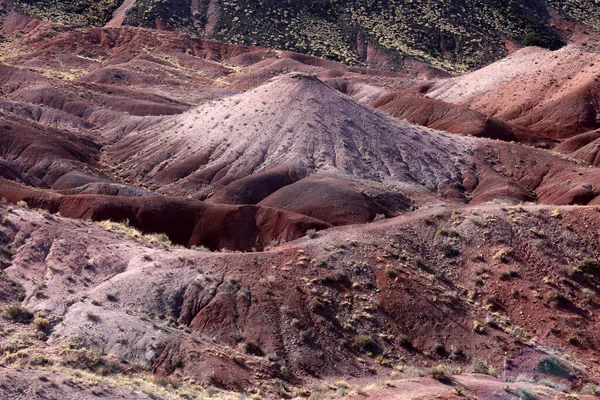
[522,31,548,48]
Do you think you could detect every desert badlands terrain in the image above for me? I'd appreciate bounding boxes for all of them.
[4,1,600,398]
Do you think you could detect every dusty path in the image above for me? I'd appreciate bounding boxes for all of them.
[106,0,136,28]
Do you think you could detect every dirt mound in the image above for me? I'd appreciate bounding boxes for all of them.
[0,98,92,130]
[107,73,472,204]
[78,67,166,86]
[257,174,412,225]
[56,182,156,197]
[555,130,600,165]
[101,71,600,216]
[324,77,391,104]
[470,140,600,205]
[0,160,45,187]
[0,111,101,188]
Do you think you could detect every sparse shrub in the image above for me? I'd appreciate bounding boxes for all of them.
[385,267,398,279]
[61,348,123,375]
[547,291,569,306]
[484,296,501,311]
[83,260,95,270]
[2,304,33,323]
[428,364,450,381]
[355,335,379,354]
[310,297,325,311]
[441,243,459,258]
[578,259,600,274]
[399,335,412,349]
[154,376,179,389]
[515,387,537,400]
[493,248,513,263]
[373,213,386,221]
[434,342,446,356]
[449,345,464,360]
[30,353,52,366]
[500,270,520,280]
[438,229,459,237]
[319,271,349,285]
[535,357,570,378]
[472,359,490,374]
[98,220,142,239]
[529,228,545,237]
[16,200,28,208]
[306,229,318,239]
[191,245,211,252]
[472,320,484,334]
[565,259,600,278]
[145,232,172,247]
[34,317,49,331]
[86,312,100,322]
[568,336,580,346]
[485,315,499,328]
[507,325,525,340]
[414,256,426,269]
[242,340,264,356]
[582,384,600,395]
[582,288,595,301]
[106,293,118,302]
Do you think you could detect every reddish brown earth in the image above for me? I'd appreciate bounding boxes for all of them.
[3,9,600,400]
[3,201,600,398]
[0,178,330,251]
[427,45,600,141]
[372,91,550,145]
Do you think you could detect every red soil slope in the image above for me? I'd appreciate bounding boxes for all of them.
[0,179,330,251]
[4,202,600,395]
[372,91,549,145]
[427,45,600,140]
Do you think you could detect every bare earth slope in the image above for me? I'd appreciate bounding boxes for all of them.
[106,73,472,205]
[3,200,600,398]
[427,45,600,140]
